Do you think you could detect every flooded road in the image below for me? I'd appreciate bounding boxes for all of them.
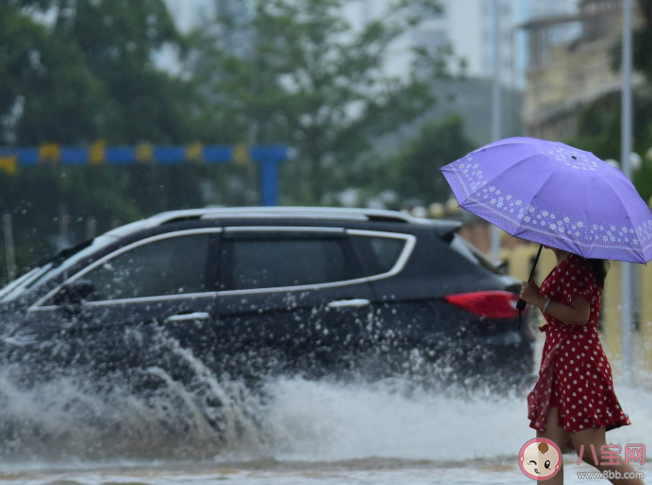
[0,375,649,484]
[0,319,649,484]
[0,459,621,485]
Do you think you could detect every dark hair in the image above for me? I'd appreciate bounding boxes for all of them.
[586,259,610,288]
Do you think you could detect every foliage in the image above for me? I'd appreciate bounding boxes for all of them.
[1,0,193,144]
[352,115,474,206]
[189,0,451,204]
[0,3,111,145]
[0,0,208,272]
[0,0,463,277]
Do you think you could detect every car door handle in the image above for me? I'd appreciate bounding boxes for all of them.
[327,299,371,309]
[164,312,211,323]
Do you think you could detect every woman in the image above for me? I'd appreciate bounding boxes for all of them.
[520,247,645,485]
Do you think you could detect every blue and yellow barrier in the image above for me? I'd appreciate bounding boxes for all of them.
[0,143,290,206]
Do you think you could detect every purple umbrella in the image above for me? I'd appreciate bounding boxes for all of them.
[440,137,652,323]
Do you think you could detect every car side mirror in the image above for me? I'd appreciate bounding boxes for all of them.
[53,280,95,307]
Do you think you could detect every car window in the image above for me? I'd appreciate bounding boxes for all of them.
[64,234,212,302]
[0,236,118,302]
[0,266,46,301]
[350,235,406,277]
[449,233,502,275]
[227,238,348,290]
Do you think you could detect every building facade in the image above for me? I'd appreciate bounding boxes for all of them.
[521,0,645,140]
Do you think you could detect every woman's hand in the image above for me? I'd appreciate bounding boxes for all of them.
[520,281,545,309]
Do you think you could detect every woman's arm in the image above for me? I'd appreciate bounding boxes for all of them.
[520,281,591,327]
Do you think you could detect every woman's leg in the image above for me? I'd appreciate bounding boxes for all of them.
[569,426,645,485]
[536,406,570,485]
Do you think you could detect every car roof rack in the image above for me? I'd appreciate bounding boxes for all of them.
[105,207,459,238]
[198,207,430,223]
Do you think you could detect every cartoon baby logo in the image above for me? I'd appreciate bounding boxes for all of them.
[519,437,562,480]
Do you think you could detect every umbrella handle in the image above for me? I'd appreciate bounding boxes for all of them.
[517,244,543,326]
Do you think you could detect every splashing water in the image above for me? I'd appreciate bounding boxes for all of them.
[0,323,650,484]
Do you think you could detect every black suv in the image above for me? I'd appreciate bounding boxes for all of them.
[0,207,535,391]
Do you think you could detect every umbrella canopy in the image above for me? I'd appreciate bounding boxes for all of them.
[440,137,652,264]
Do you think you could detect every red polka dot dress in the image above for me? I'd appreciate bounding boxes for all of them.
[527,253,631,433]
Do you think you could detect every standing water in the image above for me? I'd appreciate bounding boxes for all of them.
[0,329,650,484]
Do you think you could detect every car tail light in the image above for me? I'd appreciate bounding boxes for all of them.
[444,291,520,319]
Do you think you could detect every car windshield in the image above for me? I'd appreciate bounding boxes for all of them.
[0,266,47,301]
[0,235,118,302]
[449,233,503,275]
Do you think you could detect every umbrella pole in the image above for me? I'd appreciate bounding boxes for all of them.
[517,244,543,329]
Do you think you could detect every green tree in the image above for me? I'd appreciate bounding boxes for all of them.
[189,0,451,204]
[2,0,193,145]
[0,0,209,273]
[350,115,474,206]
[0,2,113,145]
